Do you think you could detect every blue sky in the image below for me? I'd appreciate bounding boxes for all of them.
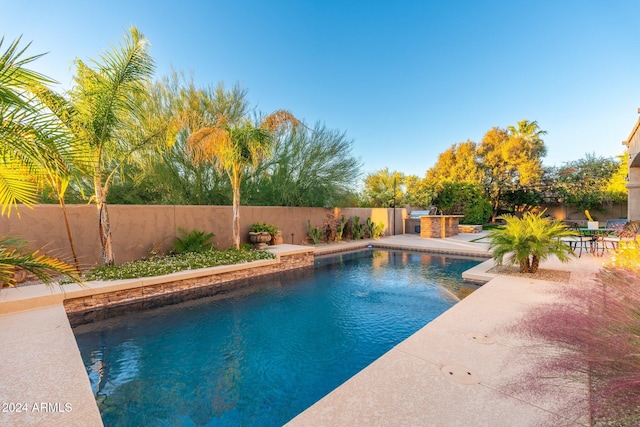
[3,0,639,177]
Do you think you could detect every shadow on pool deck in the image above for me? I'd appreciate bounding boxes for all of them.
[0,232,604,426]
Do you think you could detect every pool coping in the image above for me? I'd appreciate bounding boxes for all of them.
[0,233,601,425]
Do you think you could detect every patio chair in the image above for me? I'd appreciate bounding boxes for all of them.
[559,222,594,258]
[599,220,640,253]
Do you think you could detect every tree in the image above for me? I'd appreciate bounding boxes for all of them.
[425,141,483,191]
[403,174,433,208]
[108,75,248,205]
[434,182,491,225]
[0,36,56,215]
[550,153,626,211]
[605,152,628,203]
[185,111,299,249]
[361,168,404,207]
[60,27,156,265]
[246,123,361,207]
[0,37,80,283]
[478,120,547,221]
[488,211,575,273]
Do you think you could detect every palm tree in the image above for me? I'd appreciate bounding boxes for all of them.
[507,119,547,142]
[0,37,80,284]
[0,36,57,215]
[61,27,156,265]
[488,211,576,273]
[185,111,299,249]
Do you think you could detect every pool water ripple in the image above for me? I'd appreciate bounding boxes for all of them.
[73,249,483,426]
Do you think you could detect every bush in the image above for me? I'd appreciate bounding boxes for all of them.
[513,265,640,425]
[351,216,365,240]
[487,211,576,273]
[307,220,323,244]
[434,182,491,225]
[608,240,640,273]
[249,222,278,234]
[172,228,215,254]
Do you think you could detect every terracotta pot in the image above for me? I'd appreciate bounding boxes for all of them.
[270,231,283,245]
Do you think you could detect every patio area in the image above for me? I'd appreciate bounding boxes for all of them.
[0,232,605,426]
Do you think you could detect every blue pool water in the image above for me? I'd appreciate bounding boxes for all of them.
[73,249,483,426]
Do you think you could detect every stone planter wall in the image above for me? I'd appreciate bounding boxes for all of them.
[64,250,313,325]
[458,225,483,233]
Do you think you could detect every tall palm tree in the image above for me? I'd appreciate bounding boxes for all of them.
[186,111,299,249]
[507,119,547,144]
[63,27,156,265]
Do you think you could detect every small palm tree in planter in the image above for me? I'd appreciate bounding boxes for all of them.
[488,211,577,273]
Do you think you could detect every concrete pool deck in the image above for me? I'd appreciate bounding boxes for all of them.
[0,232,605,426]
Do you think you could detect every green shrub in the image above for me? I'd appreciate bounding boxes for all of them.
[307,220,323,244]
[172,228,215,254]
[487,211,576,273]
[434,182,491,225]
[335,216,348,241]
[351,216,365,240]
[365,217,384,239]
[373,222,385,239]
[249,222,278,234]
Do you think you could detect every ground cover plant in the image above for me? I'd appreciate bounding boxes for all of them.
[85,249,275,281]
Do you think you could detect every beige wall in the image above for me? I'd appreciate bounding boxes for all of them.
[1,205,406,268]
[628,167,640,221]
[624,114,640,220]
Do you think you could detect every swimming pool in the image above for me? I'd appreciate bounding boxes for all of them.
[73,249,484,426]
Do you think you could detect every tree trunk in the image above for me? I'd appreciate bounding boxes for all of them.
[490,186,501,223]
[95,182,115,266]
[519,257,531,273]
[59,197,80,272]
[231,174,241,250]
[531,255,540,273]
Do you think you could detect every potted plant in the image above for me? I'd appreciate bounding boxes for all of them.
[249,222,279,248]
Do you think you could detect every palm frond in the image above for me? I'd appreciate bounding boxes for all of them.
[0,36,56,108]
[488,211,576,273]
[260,109,300,132]
[0,163,38,217]
[0,237,80,286]
[185,126,232,169]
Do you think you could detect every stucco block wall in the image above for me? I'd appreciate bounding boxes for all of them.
[1,205,405,267]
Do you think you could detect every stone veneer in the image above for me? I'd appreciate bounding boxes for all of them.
[419,215,463,238]
[64,251,313,325]
[458,224,483,233]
